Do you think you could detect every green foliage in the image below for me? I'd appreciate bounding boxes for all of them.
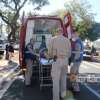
[52,9,66,19]
[30,0,49,10]
[0,0,49,41]
[64,0,95,40]
[53,0,95,40]
[87,23,100,41]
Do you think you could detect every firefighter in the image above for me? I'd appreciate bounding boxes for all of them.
[48,28,71,100]
[39,35,47,58]
[70,33,83,92]
[39,35,46,50]
[24,38,36,86]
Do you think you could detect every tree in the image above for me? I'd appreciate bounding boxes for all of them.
[64,0,95,40]
[87,23,100,41]
[0,21,3,34]
[51,9,66,19]
[0,0,49,41]
[27,11,40,17]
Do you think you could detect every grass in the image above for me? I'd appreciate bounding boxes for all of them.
[63,90,75,100]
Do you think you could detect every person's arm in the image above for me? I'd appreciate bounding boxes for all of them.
[27,45,34,55]
[48,39,53,58]
[67,39,71,58]
[74,43,81,60]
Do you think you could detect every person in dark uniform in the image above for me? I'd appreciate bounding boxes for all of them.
[91,45,96,61]
[70,33,83,92]
[39,35,47,58]
[24,38,36,86]
[8,42,14,63]
[39,35,46,50]
[5,44,9,60]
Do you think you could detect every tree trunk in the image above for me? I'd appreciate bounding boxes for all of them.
[8,26,16,42]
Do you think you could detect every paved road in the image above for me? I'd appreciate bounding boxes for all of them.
[0,60,18,99]
[79,61,100,73]
[0,61,100,100]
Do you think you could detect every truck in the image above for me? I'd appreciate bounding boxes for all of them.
[19,15,72,69]
[19,12,76,75]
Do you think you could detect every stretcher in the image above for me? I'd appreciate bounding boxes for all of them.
[39,58,53,89]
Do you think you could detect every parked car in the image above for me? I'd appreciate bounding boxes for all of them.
[83,41,100,61]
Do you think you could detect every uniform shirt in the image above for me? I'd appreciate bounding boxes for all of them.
[8,45,14,53]
[48,35,71,58]
[39,41,46,51]
[72,38,83,62]
[74,42,81,60]
[24,43,35,60]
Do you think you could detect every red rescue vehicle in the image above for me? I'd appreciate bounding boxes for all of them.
[19,14,72,69]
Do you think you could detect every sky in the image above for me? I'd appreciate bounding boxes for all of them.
[21,0,100,23]
[87,0,100,23]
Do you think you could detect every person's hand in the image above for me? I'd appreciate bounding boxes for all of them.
[69,74,77,82]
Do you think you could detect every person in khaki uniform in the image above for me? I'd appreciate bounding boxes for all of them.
[48,28,71,100]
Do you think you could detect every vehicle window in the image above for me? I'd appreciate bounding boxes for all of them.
[0,40,4,44]
[25,19,62,50]
[33,19,61,35]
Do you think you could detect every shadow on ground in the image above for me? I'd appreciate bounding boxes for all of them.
[1,78,52,100]
[1,76,100,100]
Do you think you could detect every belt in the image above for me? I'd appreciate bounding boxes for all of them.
[53,55,67,62]
[57,55,67,59]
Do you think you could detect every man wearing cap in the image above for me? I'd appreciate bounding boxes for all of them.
[48,28,71,100]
